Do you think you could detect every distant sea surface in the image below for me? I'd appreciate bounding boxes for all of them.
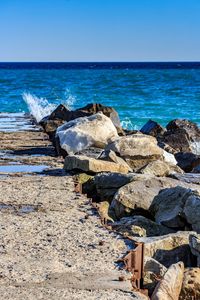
[0,62,200,129]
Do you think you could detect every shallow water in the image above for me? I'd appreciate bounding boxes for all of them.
[0,62,200,129]
[0,164,49,173]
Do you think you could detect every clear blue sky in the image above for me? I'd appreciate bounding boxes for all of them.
[0,0,200,62]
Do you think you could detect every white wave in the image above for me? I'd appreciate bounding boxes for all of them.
[121,117,138,130]
[22,92,57,123]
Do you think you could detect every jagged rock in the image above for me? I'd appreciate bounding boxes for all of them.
[111,215,175,237]
[77,103,122,133]
[134,231,196,267]
[163,119,200,154]
[110,174,200,219]
[140,119,165,138]
[105,134,165,172]
[39,118,64,140]
[189,233,200,267]
[144,257,167,294]
[151,262,184,300]
[64,155,130,174]
[139,160,183,177]
[57,113,118,154]
[149,186,200,233]
[150,186,200,232]
[98,150,132,172]
[175,152,200,172]
[83,172,136,202]
[149,186,192,229]
[180,268,200,300]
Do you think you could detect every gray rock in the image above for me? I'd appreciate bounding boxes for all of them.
[149,186,191,229]
[111,215,175,237]
[189,233,200,267]
[170,173,200,185]
[111,174,200,219]
[139,160,183,177]
[150,186,200,232]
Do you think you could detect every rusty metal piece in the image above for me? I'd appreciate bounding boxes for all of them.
[122,242,148,297]
[74,181,82,193]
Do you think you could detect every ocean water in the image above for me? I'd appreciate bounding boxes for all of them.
[0,62,200,129]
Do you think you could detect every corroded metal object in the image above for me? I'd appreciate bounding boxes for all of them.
[74,181,82,193]
[123,242,148,297]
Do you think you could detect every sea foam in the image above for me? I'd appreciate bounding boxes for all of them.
[22,92,57,123]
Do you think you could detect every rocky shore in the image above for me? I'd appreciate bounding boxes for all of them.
[1,104,200,299]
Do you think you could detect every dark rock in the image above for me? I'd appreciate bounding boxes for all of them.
[140,119,165,138]
[83,173,136,202]
[175,152,200,172]
[163,119,200,154]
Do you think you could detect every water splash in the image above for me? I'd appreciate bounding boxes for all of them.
[121,117,138,130]
[63,88,77,110]
[22,92,56,122]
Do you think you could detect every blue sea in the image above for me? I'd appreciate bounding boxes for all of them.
[0,62,200,129]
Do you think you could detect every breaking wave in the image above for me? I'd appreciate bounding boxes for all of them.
[22,92,57,123]
[22,89,77,123]
[121,117,138,130]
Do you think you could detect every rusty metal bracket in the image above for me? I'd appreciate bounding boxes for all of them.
[122,242,148,297]
[74,180,82,193]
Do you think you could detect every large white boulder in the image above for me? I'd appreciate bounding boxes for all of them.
[56,113,118,154]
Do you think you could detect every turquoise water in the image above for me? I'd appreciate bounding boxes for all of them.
[0,63,200,129]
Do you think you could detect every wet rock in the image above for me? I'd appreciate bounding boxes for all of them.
[150,186,200,232]
[57,113,118,154]
[151,262,184,300]
[105,134,164,172]
[64,155,130,174]
[189,233,200,267]
[111,215,175,237]
[98,150,132,172]
[110,174,200,219]
[139,160,183,177]
[180,268,200,300]
[163,119,200,154]
[140,119,165,138]
[134,231,196,267]
[175,152,200,172]
[144,257,167,294]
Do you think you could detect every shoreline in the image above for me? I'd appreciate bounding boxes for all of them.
[1,108,200,299]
